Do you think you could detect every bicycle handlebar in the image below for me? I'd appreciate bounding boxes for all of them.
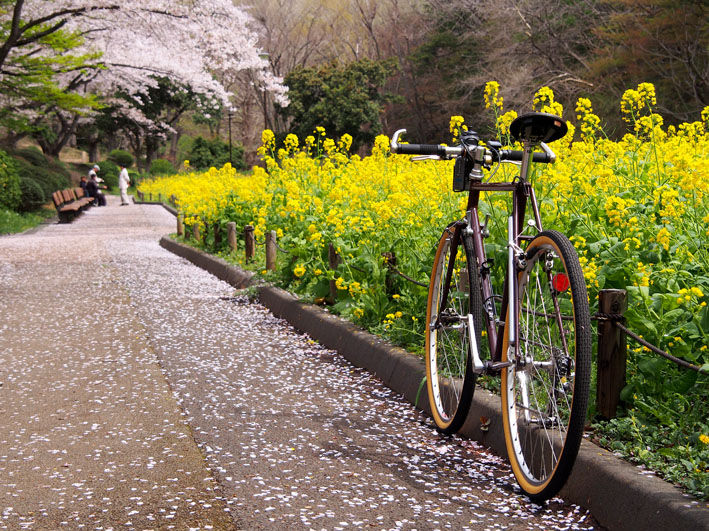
[389,128,556,164]
[497,149,554,164]
[392,142,463,158]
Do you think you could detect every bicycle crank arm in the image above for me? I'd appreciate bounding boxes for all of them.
[487,360,514,372]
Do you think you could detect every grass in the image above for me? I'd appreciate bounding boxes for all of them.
[0,207,56,235]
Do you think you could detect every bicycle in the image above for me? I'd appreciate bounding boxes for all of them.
[390,112,591,502]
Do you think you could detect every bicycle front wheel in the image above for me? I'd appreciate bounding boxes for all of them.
[425,226,482,433]
[501,230,591,502]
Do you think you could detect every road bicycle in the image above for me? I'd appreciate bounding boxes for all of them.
[390,112,591,502]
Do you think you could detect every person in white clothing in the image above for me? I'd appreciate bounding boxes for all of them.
[118,164,131,206]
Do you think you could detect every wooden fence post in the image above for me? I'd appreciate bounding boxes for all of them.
[596,289,628,420]
[265,230,277,270]
[214,223,222,249]
[244,225,255,262]
[192,222,200,241]
[227,222,237,252]
[176,213,184,236]
[328,242,341,303]
[383,251,396,294]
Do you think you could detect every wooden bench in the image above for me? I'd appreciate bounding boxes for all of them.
[52,188,92,223]
[71,187,94,208]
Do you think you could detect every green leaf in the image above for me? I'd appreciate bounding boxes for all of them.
[638,357,665,377]
[672,370,698,394]
[700,306,709,333]
[620,383,636,402]
[681,459,694,472]
[588,241,604,255]
[663,308,686,321]
[657,447,676,457]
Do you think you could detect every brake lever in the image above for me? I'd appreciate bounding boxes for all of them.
[390,129,406,153]
[411,155,442,161]
[540,142,557,163]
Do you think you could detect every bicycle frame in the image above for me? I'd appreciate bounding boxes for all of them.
[452,144,547,371]
[393,113,591,501]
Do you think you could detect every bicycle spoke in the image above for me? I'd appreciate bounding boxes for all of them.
[502,231,591,502]
[426,230,482,433]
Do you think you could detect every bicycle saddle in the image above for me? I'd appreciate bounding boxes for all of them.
[509,112,568,144]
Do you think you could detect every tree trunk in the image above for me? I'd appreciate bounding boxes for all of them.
[87,139,99,163]
[35,113,80,157]
[168,128,182,165]
[144,137,159,172]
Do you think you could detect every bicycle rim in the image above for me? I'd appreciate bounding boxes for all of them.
[501,230,591,501]
[425,228,480,433]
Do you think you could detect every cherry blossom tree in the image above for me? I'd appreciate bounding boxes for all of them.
[0,0,287,157]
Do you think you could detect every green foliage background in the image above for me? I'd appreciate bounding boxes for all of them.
[0,149,21,210]
[279,58,399,151]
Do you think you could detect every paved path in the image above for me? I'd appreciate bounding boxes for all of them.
[0,196,598,529]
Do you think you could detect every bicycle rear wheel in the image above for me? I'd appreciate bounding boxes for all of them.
[501,230,591,502]
[425,226,483,433]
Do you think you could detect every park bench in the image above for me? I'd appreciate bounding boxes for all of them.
[74,186,94,210]
[52,188,92,223]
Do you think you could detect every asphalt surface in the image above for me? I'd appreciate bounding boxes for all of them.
[0,197,601,529]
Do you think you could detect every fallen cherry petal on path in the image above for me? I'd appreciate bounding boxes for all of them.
[0,199,598,529]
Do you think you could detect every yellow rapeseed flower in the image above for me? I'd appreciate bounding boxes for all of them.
[293,264,306,278]
[656,227,671,251]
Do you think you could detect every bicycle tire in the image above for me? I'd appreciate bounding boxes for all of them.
[425,226,484,433]
[500,230,591,502]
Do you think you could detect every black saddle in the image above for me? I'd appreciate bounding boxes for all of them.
[509,112,568,144]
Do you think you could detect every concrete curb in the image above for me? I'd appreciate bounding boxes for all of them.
[159,235,709,531]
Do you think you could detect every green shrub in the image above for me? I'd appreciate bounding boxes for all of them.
[108,149,134,168]
[98,160,119,191]
[149,158,176,176]
[18,176,45,212]
[47,157,70,179]
[0,149,21,210]
[189,136,245,170]
[0,150,21,210]
[15,159,48,196]
[11,151,70,209]
[23,164,69,197]
[177,135,194,165]
[14,146,47,167]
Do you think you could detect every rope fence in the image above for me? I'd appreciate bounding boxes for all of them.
[595,312,703,373]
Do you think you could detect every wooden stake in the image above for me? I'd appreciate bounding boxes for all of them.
[328,242,341,303]
[214,223,222,248]
[227,222,237,251]
[266,230,277,270]
[244,225,255,262]
[596,289,627,420]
